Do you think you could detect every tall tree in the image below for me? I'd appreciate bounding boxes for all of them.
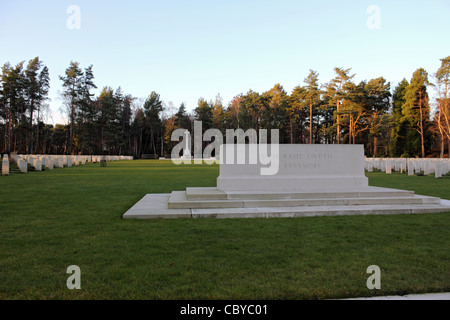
[340,81,369,145]
[434,56,450,157]
[59,61,84,154]
[402,68,432,158]
[143,91,163,155]
[365,77,391,156]
[96,87,118,153]
[241,90,265,131]
[390,79,410,157]
[23,57,50,153]
[175,102,191,130]
[262,84,289,142]
[211,94,225,132]
[194,98,213,129]
[1,61,26,153]
[301,70,321,144]
[288,86,307,143]
[226,95,243,129]
[323,68,355,144]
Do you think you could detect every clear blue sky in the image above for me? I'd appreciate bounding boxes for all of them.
[1,0,449,124]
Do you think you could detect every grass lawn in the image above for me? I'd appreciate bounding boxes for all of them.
[0,160,449,300]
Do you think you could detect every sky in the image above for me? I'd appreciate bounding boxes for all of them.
[1,0,449,125]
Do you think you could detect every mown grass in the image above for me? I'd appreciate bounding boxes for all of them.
[0,160,449,300]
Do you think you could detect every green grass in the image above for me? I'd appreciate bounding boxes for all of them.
[0,160,449,300]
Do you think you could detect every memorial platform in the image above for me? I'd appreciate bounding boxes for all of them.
[123,144,450,219]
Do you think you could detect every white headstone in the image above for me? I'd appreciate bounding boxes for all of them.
[34,160,42,171]
[368,159,373,172]
[408,159,415,176]
[2,154,9,176]
[385,159,392,174]
[435,163,443,178]
[423,160,430,175]
[46,159,54,170]
[18,159,28,173]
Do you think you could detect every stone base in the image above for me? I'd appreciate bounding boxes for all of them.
[123,187,450,219]
[217,176,369,191]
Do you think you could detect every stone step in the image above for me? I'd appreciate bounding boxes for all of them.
[191,203,450,219]
[185,186,416,201]
[169,191,441,209]
[123,195,450,220]
[186,187,227,200]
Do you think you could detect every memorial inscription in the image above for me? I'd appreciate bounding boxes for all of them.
[282,153,333,170]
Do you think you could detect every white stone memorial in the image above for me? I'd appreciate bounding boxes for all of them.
[46,158,54,170]
[182,130,192,159]
[217,144,368,191]
[123,144,450,219]
[18,159,28,173]
[33,159,42,171]
[408,159,415,176]
[2,154,9,176]
[385,160,392,174]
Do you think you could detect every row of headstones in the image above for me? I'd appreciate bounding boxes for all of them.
[2,154,133,175]
[365,158,450,178]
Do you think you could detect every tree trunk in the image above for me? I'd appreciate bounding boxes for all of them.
[8,106,13,152]
[69,102,74,155]
[336,100,340,144]
[448,139,450,158]
[290,117,294,144]
[309,98,313,144]
[373,137,378,157]
[419,95,425,158]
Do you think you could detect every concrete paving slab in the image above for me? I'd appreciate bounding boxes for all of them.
[345,292,450,300]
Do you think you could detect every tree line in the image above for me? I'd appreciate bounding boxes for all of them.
[1,57,449,158]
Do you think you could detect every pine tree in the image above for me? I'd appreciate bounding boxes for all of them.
[365,77,391,155]
[402,68,432,158]
[323,68,355,144]
[301,70,321,144]
[143,92,163,155]
[390,79,409,157]
[175,102,191,130]
[435,56,450,157]
[59,61,84,154]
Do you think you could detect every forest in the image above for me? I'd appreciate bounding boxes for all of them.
[1,57,449,158]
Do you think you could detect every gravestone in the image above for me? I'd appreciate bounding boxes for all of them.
[2,154,9,176]
[423,160,431,175]
[18,159,28,173]
[435,163,443,179]
[33,159,42,171]
[367,159,373,172]
[408,159,415,176]
[56,158,64,168]
[385,160,392,174]
[46,158,54,170]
